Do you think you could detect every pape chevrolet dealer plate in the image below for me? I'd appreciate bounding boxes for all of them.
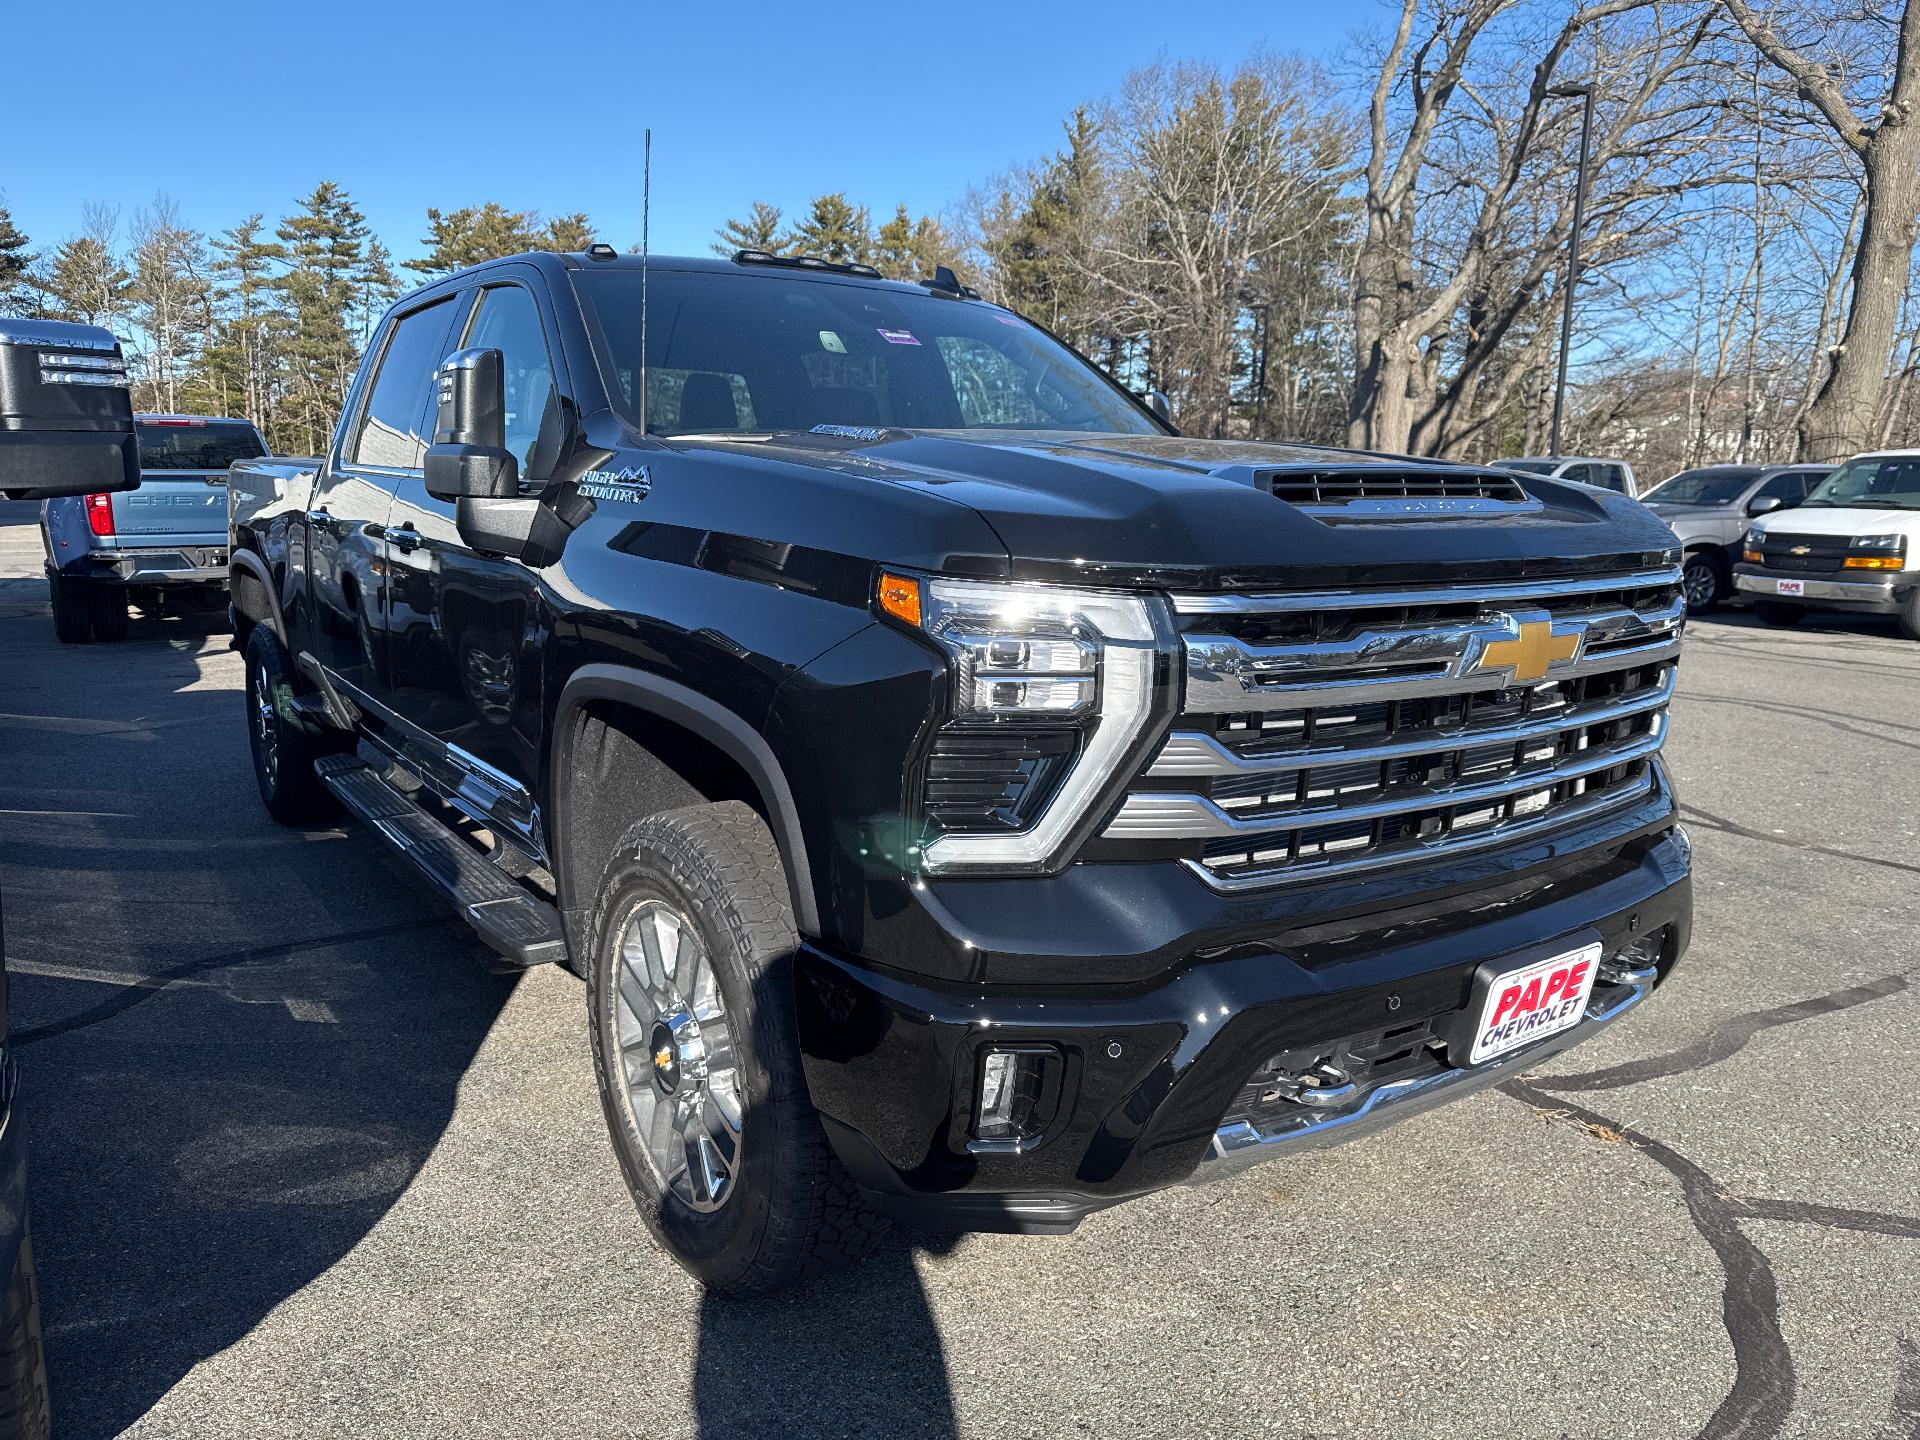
[1463,941,1602,1066]
[1775,578,1806,596]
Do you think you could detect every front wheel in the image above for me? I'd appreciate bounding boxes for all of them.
[1754,600,1805,627]
[1900,588,1920,642]
[0,1229,52,1440]
[1681,554,1723,615]
[585,802,883,1295]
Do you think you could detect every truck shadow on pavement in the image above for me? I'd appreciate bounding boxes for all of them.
[0,566,520,1438]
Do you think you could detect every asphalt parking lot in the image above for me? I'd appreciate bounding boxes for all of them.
[0,497,1915,1440]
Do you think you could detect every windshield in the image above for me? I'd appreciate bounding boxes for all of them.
[135,420,266,471]
[1643,468,1757,506]
[1802,455,1920,510]
[572,268,1162,437]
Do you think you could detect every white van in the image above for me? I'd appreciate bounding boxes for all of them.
[1733,449,1920,638]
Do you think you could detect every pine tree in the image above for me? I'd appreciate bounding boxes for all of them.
[0,200,35,314]
[875,204,963,280]
[277,181,372,452]
[713,202,785,256]
[787,194,874,265]
[128,196,214,413]
[208,214,286,431]
[37,234,133,326]
[355,237,402,344]
[542,212,595,252]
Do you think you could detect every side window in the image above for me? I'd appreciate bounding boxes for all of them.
[463,285,558,477]
[351,298,456,469]
[1797,471,1826,499]
[1560,463,1595,484]
[1755,473,1801,504]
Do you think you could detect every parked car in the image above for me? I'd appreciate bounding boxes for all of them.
[0,316,127,1440]
[42,413,265,643]
[230,248,1693,1295]
[1496,454,1639,497]
[1734,449,1920,638]
[1641,462,1833,614]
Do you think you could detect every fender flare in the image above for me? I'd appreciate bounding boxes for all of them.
[229,548,288,643]
[551,664,820,936]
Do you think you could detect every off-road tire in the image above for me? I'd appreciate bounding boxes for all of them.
[243,627,341,825]
[1681,553,1723,616]
[86,588,129,642]
[47,576,90,645]
[585,801,884,1295]
[0,1229,52,1440]
[1754,599,1805,627]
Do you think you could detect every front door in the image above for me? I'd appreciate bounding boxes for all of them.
[383,278,562,860]
[300,293,463,703]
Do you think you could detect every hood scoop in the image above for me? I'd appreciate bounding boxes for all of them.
[1260,465,1537,519]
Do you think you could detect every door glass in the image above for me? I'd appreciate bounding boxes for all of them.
[1755,473,1801,504]
[463,286,557,477]
[351,298,456,469]
[1561,463,1595,484]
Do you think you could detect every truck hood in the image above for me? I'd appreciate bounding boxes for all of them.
[1752,505,1920,540]
[708,429,1680,590]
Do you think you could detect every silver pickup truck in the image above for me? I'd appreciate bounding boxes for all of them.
[42,413,266,642]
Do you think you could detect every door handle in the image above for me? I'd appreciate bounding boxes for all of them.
[388,525,422,553]
[306,508,332,528]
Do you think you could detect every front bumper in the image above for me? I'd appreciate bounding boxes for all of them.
[796,824,1691,1233]
[56,543,228,588]
[1734,565,1911,614]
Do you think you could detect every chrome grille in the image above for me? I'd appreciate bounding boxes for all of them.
[1105,567,1683,890]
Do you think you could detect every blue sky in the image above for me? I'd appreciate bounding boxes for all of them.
[5,1,1366,266]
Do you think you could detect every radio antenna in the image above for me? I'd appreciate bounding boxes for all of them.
[639,127,651,438]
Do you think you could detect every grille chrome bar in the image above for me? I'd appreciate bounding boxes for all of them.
[1186,623,1678,715]
[1106,722,1664,839]
[1170,566,1683,615]
[1184,770,1657,891]
[1148,667,1676,779]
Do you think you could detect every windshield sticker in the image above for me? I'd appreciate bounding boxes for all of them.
[578,466,653,503]
[810,424,887,441]
[876,328,921,347]
[818,330,847,354]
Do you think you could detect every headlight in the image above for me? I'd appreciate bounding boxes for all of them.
[1851,534,1905,551]
[1745,526,1767,545]
[877,572,1172,875]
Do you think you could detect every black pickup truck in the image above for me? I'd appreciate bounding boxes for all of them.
[228,249,1693,1295]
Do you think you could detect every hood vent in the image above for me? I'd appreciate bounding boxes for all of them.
[1262,466,1532,514]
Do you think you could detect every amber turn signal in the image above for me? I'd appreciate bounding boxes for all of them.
[1742,548,1762,563]
[1843,555,1903,570]
[877,571,922,626]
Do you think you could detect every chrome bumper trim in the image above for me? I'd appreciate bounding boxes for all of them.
[1733,569,1902,604]
[1188,973,1656,1183]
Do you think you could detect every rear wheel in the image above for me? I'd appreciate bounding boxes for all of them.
[47,576,90,644]
[1681,553,1723,615]
[0,1228,52,1440]
[243,627,341,825]
[1754,600,1805,627]
[585,801,883,1295]
[87,589,128,642]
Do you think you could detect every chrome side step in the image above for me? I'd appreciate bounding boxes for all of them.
[315,754,566,971]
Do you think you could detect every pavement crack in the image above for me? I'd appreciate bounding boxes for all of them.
[1678,803,1920,877]
[9,917,460,1047]
[1725,1197,1920,1241]
[1529,973,1910,1093]
[1679,692,1920,750]
[1504,1079,1794,1440]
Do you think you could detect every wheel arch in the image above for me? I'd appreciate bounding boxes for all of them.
[229,549,286,645]
[550,665,821,942]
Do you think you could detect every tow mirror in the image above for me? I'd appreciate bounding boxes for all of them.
[0,318,141,500]
[1746,494,1785,516]
[425,348,519,501]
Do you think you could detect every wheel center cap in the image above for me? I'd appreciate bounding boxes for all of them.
[649,1020,680,1093]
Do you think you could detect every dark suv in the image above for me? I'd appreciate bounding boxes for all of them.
[229,250,1693,1294]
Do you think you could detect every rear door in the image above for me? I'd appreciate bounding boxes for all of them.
[112,418,265,542]
[299,294,462,703]
[382,276,562,858]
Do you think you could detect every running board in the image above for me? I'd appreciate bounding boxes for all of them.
[315,754,566,971]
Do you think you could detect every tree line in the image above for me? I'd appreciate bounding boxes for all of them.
[7,0,1920,473]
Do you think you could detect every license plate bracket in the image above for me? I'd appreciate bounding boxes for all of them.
[1775,578,1805,596]
[1436,933,1604,1067]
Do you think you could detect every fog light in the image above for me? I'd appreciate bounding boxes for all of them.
[973,1047,1052,1146]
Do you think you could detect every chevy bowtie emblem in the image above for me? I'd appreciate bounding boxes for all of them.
[1789,544,1811,555]
[1476,620,1582,683]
